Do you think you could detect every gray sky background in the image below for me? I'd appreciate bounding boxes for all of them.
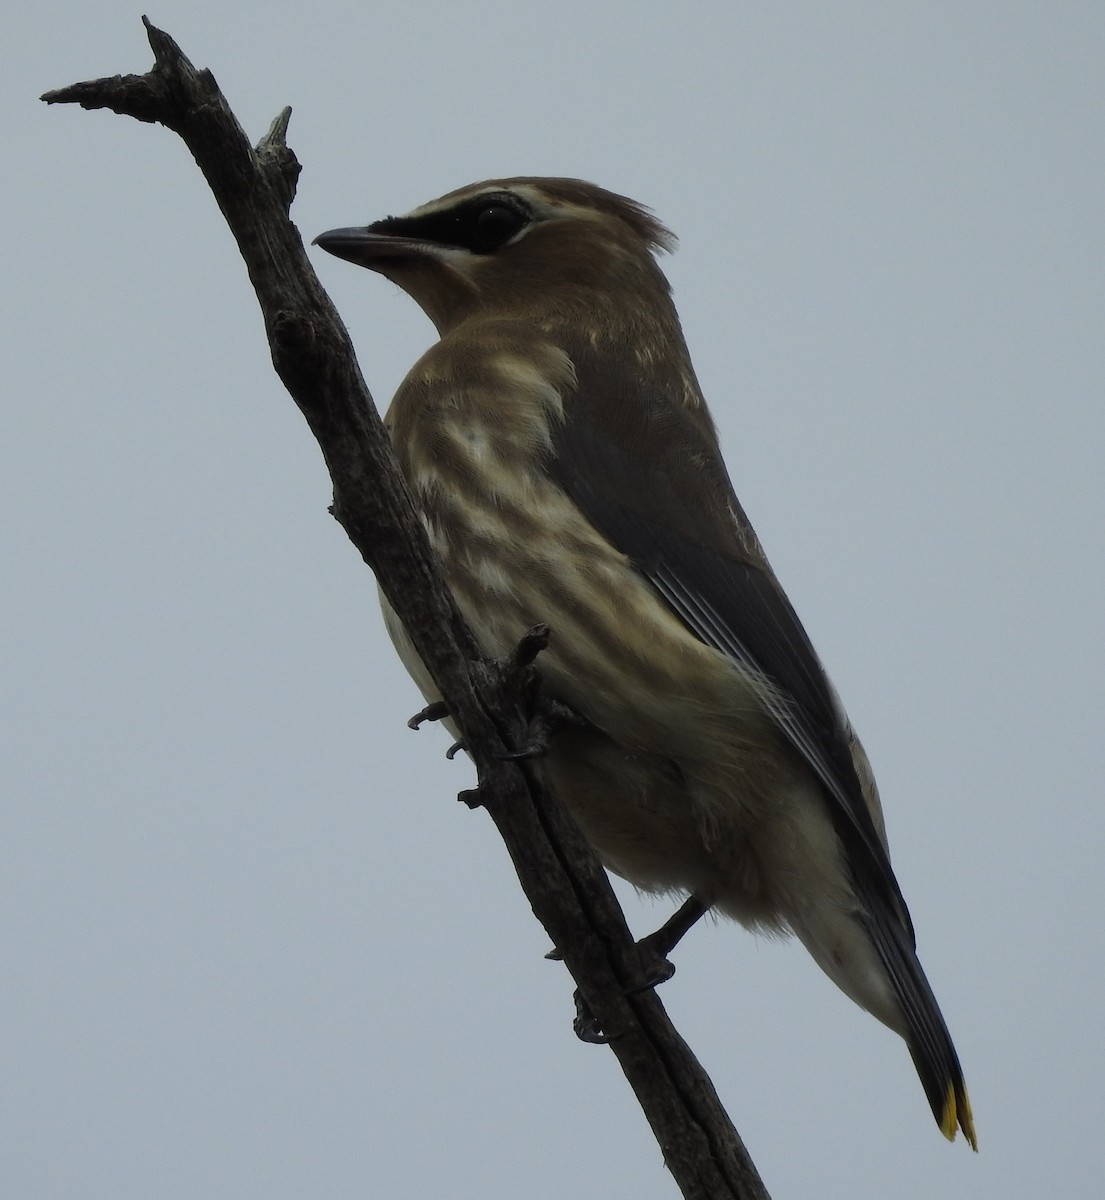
[7,4,1103,1197]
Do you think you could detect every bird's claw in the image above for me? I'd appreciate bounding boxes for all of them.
[408,700,450,730]
[628,953,676,994]
[572,989,615,1044]
[406,700,465,759]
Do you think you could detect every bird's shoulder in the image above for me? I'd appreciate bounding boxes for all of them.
[385,319,576,460]
[548,333,769,567]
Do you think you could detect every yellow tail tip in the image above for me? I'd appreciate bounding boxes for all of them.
[941,1083,978,1151]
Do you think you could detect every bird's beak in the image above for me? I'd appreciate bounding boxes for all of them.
[313,226,426,269]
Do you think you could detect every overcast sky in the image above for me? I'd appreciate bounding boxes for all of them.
[7,4,1104,1198]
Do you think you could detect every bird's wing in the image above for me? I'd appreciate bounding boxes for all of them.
[545,342,912,936]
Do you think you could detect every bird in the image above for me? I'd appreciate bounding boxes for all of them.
[314,177,976,1148]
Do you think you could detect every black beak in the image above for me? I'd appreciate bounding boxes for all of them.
[313,226,426,269]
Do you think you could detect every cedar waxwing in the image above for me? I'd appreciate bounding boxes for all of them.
[314,178,976,1148]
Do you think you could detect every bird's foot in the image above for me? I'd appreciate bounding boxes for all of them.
[407,699,467,760]
[637,895,710,961]
[496,627,594,759]
[566,952,675,1045]
[497,697,593,760]
[549,913,692,1044]
[490,624,551,761]
[488,624,588,761]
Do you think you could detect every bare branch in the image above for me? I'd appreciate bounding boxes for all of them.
[43,21,770,1200]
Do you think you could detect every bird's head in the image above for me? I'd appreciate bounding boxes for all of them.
[314,177,676,335]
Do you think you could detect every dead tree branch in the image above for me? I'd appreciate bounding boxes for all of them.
[43,20,770,1200]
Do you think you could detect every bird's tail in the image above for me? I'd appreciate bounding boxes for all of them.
[865,905,977,1149]
[790,872,976,1148]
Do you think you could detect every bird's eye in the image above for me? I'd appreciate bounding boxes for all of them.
[466,202,527,252]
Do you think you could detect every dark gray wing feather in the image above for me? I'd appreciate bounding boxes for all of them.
[545,343,912,937]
